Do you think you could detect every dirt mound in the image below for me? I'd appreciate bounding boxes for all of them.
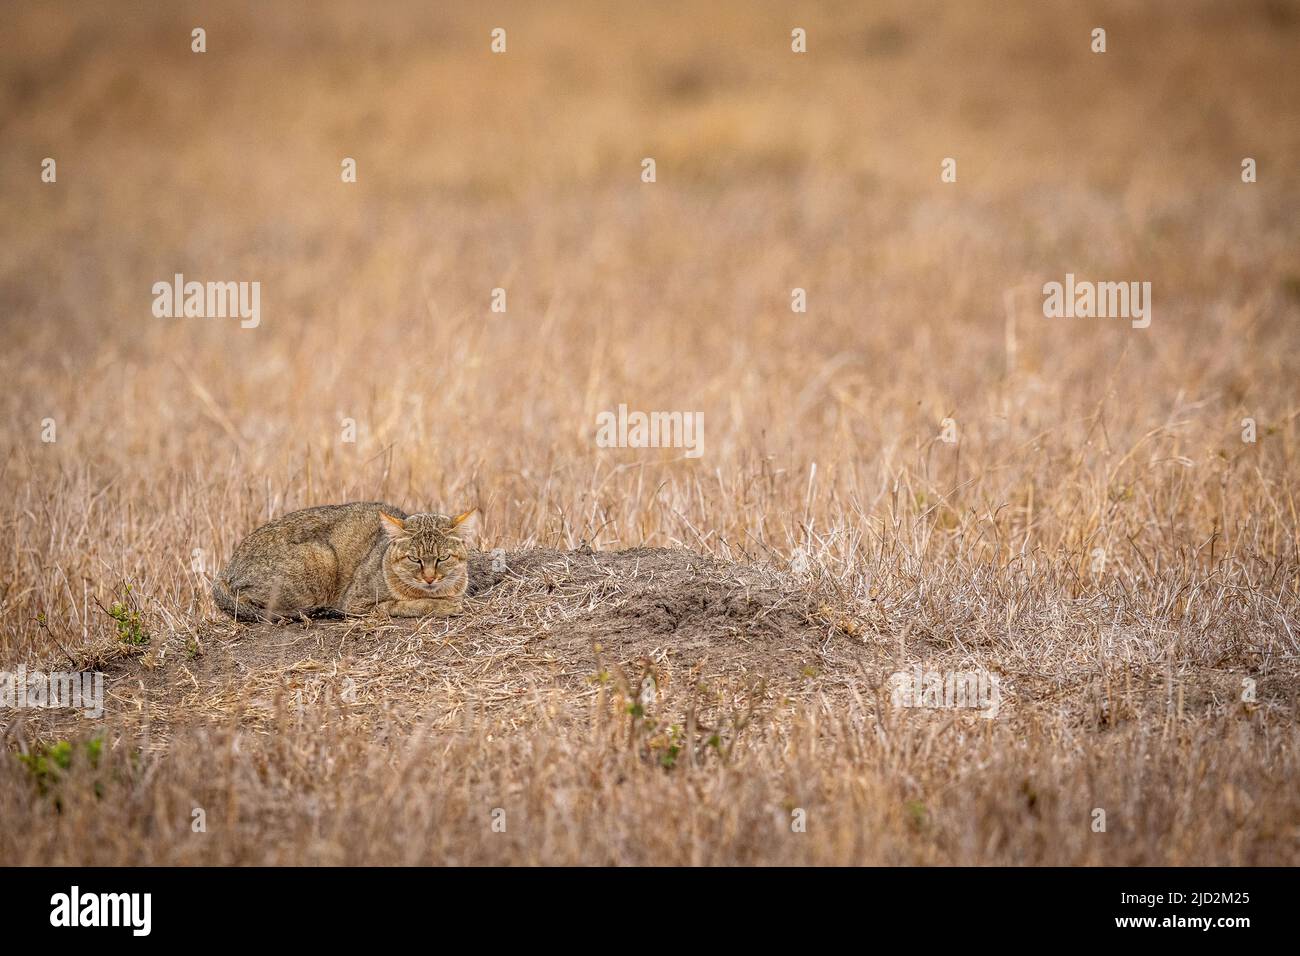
[467,546,824,651]
[24,548,851,741]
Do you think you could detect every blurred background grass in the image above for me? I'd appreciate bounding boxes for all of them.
[0,0,1298,654]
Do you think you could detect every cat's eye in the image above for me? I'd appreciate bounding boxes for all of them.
[406,555,421,565]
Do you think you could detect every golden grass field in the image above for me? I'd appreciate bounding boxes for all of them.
[1,0,1299,864]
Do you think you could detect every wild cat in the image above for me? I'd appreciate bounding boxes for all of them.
[212,502,478,622]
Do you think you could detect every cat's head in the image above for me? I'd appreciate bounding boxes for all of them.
[379,509,479,597]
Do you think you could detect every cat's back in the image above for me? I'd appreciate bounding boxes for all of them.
[215,502,410,618]
[234,501,407,552]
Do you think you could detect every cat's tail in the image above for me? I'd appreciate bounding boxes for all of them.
[212,578,346,622]
[211,577,272,622]
[300,605,346,620]
[211,578,248,620]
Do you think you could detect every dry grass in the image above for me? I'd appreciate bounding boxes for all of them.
[1,0,1299,865]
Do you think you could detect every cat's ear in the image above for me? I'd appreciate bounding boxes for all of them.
[379,511,407,539]
[448,508,479,548]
